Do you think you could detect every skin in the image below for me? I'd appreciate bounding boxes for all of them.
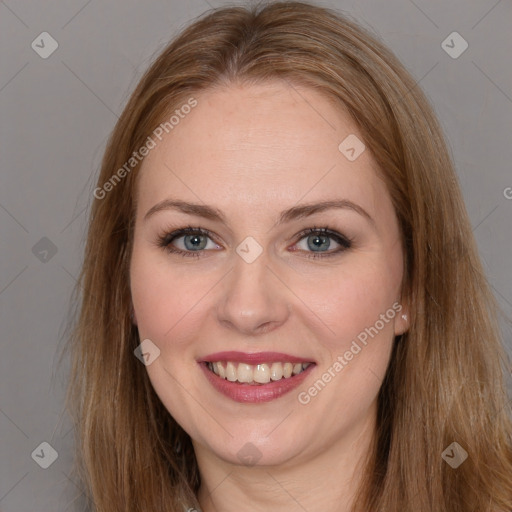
[129,80,409,512]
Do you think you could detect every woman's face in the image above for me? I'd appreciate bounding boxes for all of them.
[130,81,408,467]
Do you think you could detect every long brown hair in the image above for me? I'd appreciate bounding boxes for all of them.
[66,2,512,510]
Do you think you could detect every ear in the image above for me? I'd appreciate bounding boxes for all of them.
[393,299,409,336]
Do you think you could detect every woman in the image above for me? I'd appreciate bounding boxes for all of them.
[67,2,512,511]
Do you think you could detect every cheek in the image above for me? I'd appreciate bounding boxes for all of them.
[130,247,214,349]
[314,255,402,344]
[300,254,403,414]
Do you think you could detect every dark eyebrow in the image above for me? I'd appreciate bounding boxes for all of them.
[144,198,375,228]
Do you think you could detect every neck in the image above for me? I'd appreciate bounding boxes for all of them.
[194,404,377,512]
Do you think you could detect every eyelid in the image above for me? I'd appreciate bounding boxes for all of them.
[156,225,353,259]
[158,226,218,248]
[293,226,352,247]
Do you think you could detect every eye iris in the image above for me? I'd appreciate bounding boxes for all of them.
[308,234,330,252]
[184,234,207,250]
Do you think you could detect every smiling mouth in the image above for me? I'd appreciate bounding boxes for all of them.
[204,361,314,385]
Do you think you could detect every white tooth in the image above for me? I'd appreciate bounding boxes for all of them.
[217,362,226,379]
[270,362,283,381]
[226,362,237,382]
[254,364,271,384]
[220,361,305,382]
[237,363,253,383]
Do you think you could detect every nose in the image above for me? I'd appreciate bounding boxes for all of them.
[216,249,291,335]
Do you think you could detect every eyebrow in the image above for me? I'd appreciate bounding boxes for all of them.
[143,198,375,228]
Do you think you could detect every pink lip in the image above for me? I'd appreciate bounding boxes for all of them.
[198,360,316,404]
[199,351,315,365]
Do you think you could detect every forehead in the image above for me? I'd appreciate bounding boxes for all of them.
[135,81,387,222]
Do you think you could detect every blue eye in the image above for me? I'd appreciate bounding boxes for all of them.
[293,227,352,259]
[157,227,218,257]
[157,225,352,259]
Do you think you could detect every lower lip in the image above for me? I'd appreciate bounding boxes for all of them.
[199,362,315,403]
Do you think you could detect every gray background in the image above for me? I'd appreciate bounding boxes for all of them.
[1,0,511,510]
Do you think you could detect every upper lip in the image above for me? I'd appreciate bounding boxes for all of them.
[199,351,315,365]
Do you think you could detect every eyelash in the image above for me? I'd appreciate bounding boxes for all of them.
[156,224,353,260]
